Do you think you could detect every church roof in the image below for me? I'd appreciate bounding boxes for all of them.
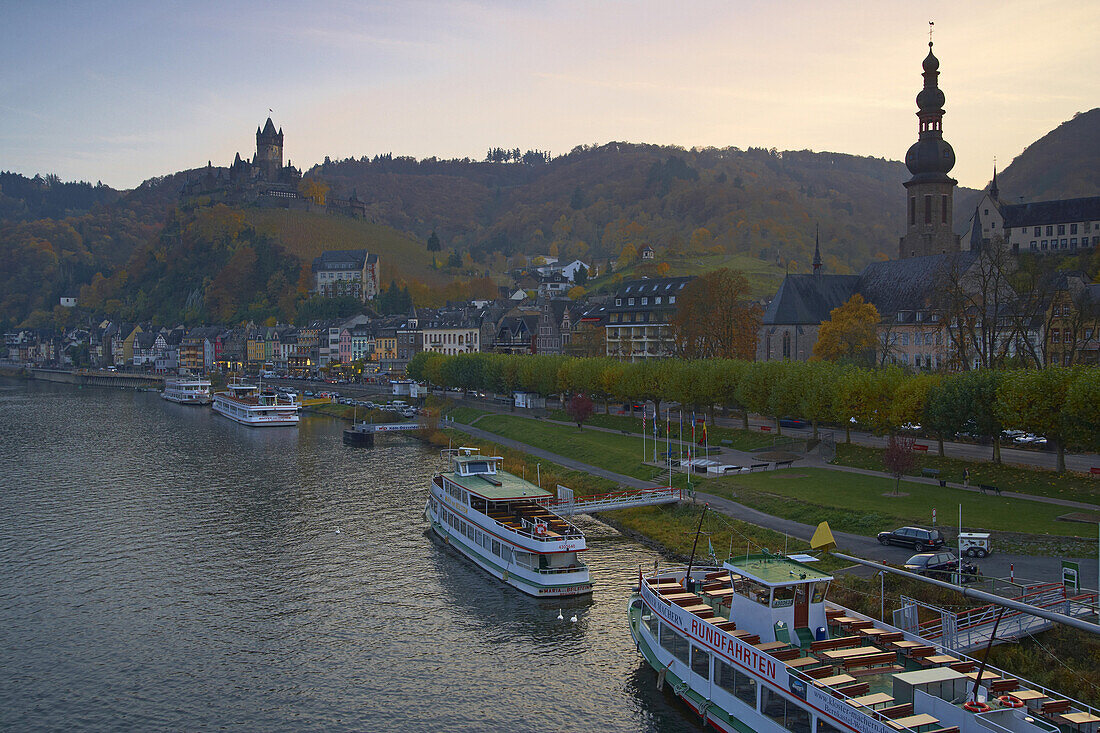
[1001,196,1100,228]
[761,274,859,325]
[855,252,976,318]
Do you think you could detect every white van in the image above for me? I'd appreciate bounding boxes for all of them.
[260,370,277,379]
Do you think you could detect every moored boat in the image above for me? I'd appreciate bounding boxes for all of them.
[161,377,212,405]
[629,555,1100,732]
[212,379,299,427]
[425,448,592,597]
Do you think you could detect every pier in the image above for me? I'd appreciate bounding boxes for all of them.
[31,368,164,389]
[543,486,684,517]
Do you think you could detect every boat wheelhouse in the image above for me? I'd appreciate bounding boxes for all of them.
[425,449,592,597]
[629,554,1100,733]
[161,377,212,405]
[211,380,299,427]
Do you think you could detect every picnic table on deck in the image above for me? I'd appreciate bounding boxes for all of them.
[847,692,894,709]
[923,654,958,665]
[663,592,698,602]
[891,640,923,651]
[706,588,738,597]
[754,641,789,652]
[820,646,885,661]
[785,656,823,669]
[1060,711,1100,731]
[887,713,939,731]
[813,673,857,688]
[859,627,889,639]
[1011,689,1048,705]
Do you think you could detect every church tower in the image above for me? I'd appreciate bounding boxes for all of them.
[898,40,960,258]
[254,117,283,181]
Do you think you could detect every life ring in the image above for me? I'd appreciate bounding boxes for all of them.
[963,700,991,713]
[998,695,1024,708]
[534,524,547,536]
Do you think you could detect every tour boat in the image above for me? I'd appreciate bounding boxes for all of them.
[425,449,592,597]
[211,380,299,427]
[161,377,212,405]
[629,555,1099,733]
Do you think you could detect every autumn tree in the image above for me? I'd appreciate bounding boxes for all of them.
[883,434,917,495]
[997,367,1076,472]
[616,243,638,269]
[298,178,329,206]
[812,293,880,366]
[566,393,594,429]
[670,268,761,359]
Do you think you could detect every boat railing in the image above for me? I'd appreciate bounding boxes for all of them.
[488,516,584,543]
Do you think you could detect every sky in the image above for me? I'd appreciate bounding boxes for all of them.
[2,0,1097,191]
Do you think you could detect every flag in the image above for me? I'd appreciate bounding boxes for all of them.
[701,420,708,443]
[708,538,715,559]
[652,407,658,437]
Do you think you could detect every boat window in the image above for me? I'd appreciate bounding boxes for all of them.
[690,645,710,679]
[772,585,796,608]
[811,581,828,604]
[658,622,690,665]
[492,540,501,556]
[743,580,770,606]
[762,687,811,733]
[462,461,490,475]
[644,608,660,637]
[715,659,757,706]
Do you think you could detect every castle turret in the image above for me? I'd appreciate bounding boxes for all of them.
[898,40,960,258]
[254,117,283,181]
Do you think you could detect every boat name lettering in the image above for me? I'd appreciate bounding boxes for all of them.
[810,687,892,733]
[442,494,468,515]
[690,618,776,681]
[773,599,794,608]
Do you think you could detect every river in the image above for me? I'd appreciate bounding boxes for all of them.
[0,378,702,731]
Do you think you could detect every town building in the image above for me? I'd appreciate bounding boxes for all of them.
[604,276,693,360]
[311,249,380,302]
[966,175,1100,256]
[421,310,481,355]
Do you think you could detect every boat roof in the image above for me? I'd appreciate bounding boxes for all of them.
[448,470,552,501]
[725,553,833,587]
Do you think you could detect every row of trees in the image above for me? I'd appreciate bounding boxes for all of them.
[407,352,1100,471]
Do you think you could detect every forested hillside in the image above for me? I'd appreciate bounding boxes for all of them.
[994,108,1100,202]
[311,144,979,276]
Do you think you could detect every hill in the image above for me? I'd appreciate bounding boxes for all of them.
[995,108,1100,203]
[310,144,982,277]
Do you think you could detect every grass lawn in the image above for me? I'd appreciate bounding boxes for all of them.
[833,443,1100,506]
[711,467,1092,538]
[447,406,490,424]
[471,413,663,481]
[546,409,776,452]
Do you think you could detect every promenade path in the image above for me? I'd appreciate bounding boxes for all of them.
[445,418,1099,589]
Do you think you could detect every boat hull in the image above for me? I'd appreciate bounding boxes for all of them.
[162,393,211,405]
[425,501,592,598]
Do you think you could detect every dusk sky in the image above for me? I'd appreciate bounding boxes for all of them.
[3,1,1097,191]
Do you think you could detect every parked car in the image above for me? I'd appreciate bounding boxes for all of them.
[778,417,809,429]
[903,552,980,583]
[877,526,945,551]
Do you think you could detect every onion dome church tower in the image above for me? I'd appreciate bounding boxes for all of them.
[898,39,961,258]
[254,117,284,181]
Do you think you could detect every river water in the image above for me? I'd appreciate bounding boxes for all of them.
[0,379,702,732]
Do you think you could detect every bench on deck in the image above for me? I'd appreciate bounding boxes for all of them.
[712,620,738,632]
[771,647,802,661]
[824,609,845,621]
[978,483,1002,496]
[927,728,959,733]
[877,703,914,719]
[811,636,862,653]
[905,645,936,660]
[836,682,870,697]
[806,666,841,680]
[1040,699,1072,715]
[948,660,976,673]
[842,652,898,672]
[988,678,1019,693]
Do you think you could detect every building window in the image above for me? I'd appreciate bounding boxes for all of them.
[669,296,675,304]
[1071,238,1078,248]
[901,333,909,346]
[628,298,635,306]
[641,297,648,305]
[924,195,932,224]
[1046,226,1053,236]
[941,194,948,224]
[615,299,621,306]
[1058,224,1066,235]
[1071,223,1078,234]
[782,331,791,359]
[1041,240,1048,250]
[1030,241,1038,250]
[909,197,916,226]
[1034,226,1041,236]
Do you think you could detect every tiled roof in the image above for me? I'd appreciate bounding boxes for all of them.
[1002,196,1100,228]
[761,274,860,325]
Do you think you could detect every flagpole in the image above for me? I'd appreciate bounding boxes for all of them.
[642,406,646,463]
[679,409,684,470]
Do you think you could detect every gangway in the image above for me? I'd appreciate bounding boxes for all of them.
[542,486,684,517]
[899,582,1100,653]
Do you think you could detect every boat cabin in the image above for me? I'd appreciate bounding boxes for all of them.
[721,553,833,648]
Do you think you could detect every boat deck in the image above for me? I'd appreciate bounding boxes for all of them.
[486,500,578,540]
[643,572,1092,732]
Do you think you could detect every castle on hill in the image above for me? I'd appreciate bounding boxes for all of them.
[181,117,368,217]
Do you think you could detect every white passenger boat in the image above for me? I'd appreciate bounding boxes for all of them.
[425,449,592,597]
[629,555,1100,733]
[211,380,299,427]
[161,377,212,405]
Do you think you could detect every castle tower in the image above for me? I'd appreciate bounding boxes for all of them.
[898,40,960,259]
[254,117,283,181]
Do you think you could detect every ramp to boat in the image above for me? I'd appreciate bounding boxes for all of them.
[544,486,684,517]
[897,582,1099,653]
